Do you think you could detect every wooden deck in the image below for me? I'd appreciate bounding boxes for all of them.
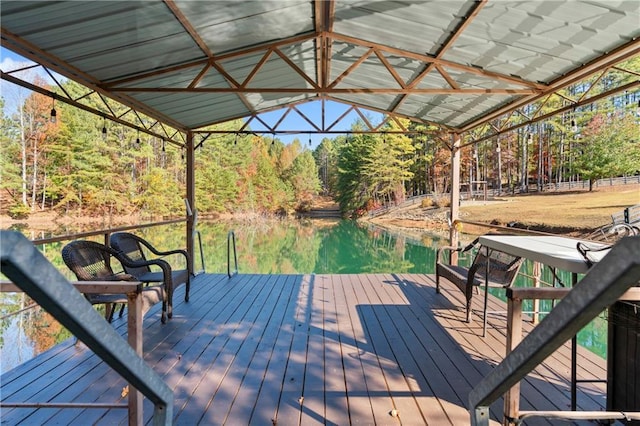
[1,273,607,425]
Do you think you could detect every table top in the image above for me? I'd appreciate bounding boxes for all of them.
[478,235,610,274]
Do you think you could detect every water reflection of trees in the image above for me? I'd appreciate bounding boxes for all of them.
[1,292,72,373]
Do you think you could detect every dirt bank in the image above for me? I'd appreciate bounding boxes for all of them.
[364,184,640,241]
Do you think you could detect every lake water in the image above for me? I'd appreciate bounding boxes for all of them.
[0,219,607,374]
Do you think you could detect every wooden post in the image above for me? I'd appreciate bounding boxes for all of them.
[185,131,195,275]
[127,286,143,426]
[449,133,461,264]
[532,261,541,324]
[503,294,523,425]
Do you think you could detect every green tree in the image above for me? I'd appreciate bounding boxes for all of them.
[313,136,343,195]
[289,150,321,211]
[574,112,639,191]
[335,128,377,215]
[364,120,415,205]
[0,98,28,217]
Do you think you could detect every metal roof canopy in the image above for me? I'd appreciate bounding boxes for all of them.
[2,0,639,139]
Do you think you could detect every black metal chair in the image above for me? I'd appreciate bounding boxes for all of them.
[61,240,167,323]
[110,232,191,320]
[436,239,524,336]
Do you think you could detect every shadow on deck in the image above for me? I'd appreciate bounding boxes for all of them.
[0,273,606,425]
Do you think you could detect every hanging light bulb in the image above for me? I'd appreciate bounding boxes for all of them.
[181,148,185,160]
[308,133,312,146]
[136,129,140,144]
[272,132,275,145]
[234,133,238,145]
[50,99,57,124]
[162,140,166,152]
[571,119,578,133]
[101,118,107,140]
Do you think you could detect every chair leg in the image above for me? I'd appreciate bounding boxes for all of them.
[160,287,167,324]
[435,274,440,294]
[184,275,191,302]
[482,284,489,337]
[106,303,115,323]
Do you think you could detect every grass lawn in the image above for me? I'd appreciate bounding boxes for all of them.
[460,184,639,231]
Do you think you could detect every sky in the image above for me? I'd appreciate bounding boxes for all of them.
[1,47,383,149]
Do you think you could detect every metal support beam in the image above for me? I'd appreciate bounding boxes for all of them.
[449,133,461,264]
[186,131,195,275]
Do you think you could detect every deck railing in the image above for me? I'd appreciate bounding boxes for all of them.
[0,231,173,425]
[468,236,640,425]
[29,218,186,247]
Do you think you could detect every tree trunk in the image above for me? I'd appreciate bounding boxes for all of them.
[41,171,47,210]
[31,133,38,211]
[20,109,28,206]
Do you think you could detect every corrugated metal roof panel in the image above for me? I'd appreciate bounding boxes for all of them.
[330,93,398,112]
[114,67,203,90]
[7,1,204,82]
[176,0,313,55]
[443,1,640,83]
[1,1,637,131]
[129,92,249,129]
[244,93,313,112]
[332,1,473,56]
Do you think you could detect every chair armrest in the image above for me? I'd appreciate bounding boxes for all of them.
[436,245,461,264]
[134,237,191,264]
[436,238,479,264]
[116,253,172,278]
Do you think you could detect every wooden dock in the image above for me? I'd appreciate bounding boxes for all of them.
[0,273,607,425]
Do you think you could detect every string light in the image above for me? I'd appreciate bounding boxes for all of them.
[162,140,166,152]
[234,133,238,145]
[50,99,57,124]
[101,118,107,140]
[136,129,140,144]
[308,133,312,146]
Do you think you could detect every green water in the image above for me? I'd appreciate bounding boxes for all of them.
[1,219,607,374]
[189,219,446,274]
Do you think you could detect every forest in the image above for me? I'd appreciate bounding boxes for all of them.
[1,58,639,220]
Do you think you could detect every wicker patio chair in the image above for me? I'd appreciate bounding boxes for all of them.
[61,240,167,323]
[110,232,191,320]
[436,238,524,336]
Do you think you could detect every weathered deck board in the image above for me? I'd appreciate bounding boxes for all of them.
[1,273,608,425]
